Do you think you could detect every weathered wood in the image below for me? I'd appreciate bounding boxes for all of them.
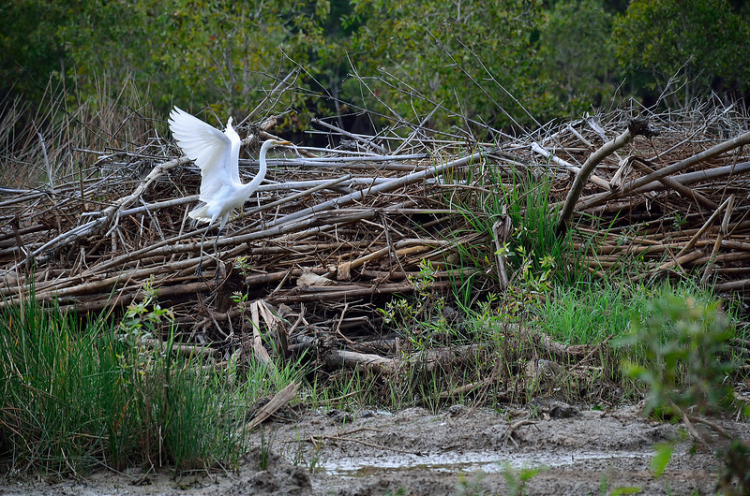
[236,381,298,434]
[557,118,659,235]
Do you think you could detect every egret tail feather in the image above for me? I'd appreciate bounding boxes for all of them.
[189,204,212,222]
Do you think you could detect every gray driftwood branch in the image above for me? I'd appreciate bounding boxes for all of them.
[556,118,659,235]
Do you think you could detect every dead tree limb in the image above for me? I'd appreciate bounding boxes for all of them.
[557,118,659,235]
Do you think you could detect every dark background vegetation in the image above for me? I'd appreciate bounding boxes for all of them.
[2,0,749,134]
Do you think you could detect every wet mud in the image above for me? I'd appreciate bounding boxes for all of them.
[2,404,748,496]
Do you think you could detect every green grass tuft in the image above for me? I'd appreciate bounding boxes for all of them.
[534,279,722,346]
[0,291,302,475]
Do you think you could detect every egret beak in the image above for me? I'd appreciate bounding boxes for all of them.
[275,140,293,146]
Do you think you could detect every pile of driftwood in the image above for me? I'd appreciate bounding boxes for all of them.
[1,102,750,383]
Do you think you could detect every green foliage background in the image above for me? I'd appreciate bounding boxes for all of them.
[613,0,750,103]
[2,0,749,129]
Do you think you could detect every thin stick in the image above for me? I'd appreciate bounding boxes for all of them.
[268,150,485,227]
[677,196,733,258]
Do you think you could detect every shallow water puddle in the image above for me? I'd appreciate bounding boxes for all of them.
[323,450,653,477]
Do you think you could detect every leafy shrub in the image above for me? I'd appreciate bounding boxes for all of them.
[618,294,738,417]
[343,0,554,130]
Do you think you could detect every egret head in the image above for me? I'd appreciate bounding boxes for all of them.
[259,139,292,153]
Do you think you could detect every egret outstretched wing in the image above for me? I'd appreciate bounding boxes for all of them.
[168,107,237,203]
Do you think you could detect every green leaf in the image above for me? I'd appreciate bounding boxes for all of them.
[650,442,674,477]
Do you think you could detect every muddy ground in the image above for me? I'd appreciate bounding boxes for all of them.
[2,403,748,496]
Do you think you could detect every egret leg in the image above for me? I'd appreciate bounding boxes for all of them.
[213,227,222,282]
[196,224,212,277]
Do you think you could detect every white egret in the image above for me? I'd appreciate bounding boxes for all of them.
[168,106,291,275]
